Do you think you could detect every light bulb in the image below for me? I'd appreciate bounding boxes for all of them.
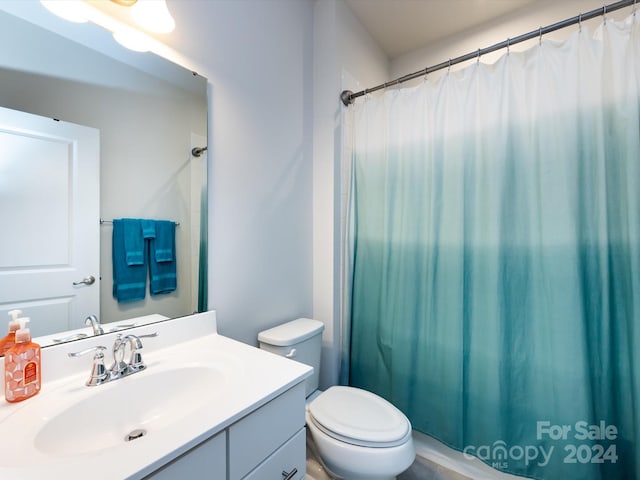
[113,27,151,52]
[131,0,175,34]
[40,0,90,23]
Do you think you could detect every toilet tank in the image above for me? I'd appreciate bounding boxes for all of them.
[258,318,324,397]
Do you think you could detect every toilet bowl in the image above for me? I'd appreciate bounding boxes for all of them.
[306,385,415,479]
[258,319,415,479]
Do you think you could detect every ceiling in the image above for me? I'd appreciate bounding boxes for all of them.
[75,0,556,66]
[345,0,542,59]
[87,1,546,62]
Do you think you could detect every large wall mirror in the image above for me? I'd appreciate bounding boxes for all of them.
[0,6,208,348]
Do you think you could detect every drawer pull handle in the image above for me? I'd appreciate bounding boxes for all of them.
[282,467,298,480]
[285,348,297,358]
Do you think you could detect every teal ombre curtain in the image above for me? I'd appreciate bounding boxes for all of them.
[198,176,208,312]
[345,14,640,480]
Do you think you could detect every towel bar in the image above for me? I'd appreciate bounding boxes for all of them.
[100,219,180,226]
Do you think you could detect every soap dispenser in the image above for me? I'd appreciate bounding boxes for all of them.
[4,318,41,403]
[0,310,22,355]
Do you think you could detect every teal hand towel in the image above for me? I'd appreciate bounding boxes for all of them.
[122,218,144,266]
[140,219,156,240]
[149,220,176,295]
[154,219,174,263]
[112,219,146,302]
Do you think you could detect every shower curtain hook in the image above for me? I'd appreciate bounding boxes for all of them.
[539,26,543,46]
[477,48,481,65]
[634,0,637,17]
[603,5,607,24]
[507,38,510,55]
[447,58,452,73]
[579,13,583,32]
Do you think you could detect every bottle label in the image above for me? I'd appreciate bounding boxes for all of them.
[24,361,38,386]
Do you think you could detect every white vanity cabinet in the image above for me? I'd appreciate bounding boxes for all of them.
[143,381,306,480]
[0,314,314,480]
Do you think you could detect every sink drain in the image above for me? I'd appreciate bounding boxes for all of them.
[125,429,147,442]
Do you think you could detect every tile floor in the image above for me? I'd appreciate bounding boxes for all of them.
[304,430,471,480]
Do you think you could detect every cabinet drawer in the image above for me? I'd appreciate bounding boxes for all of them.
[243,427,306,480]
[228,382,305,479]
[143,431,226,480]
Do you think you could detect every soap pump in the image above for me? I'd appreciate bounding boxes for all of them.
[4,318,41,403]
[0,310,23,355]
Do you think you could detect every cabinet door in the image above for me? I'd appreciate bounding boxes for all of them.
[143,431,226,479]
[228,382,305,479]
[243,428,306,480]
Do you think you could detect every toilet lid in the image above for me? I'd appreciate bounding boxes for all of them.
[308,386,411,448]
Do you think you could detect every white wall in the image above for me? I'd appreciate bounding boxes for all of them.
[312,0,389,388]
[167,0,316,345]
[164,0,389,384]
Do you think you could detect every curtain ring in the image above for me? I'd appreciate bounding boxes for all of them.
[603,5,607,24]
[477,48,481,65]
[507,37,510,55]
[448,58,452,73]
[539,26,543,46]
[578,13,583,32]
[634,0,637,17]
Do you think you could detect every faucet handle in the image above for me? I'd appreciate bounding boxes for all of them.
[126,332,159,372]
[68,345,107,358]
[136,332,159,339]
[68,346,109,386]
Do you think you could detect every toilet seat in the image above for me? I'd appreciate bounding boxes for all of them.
[308,386,411,448]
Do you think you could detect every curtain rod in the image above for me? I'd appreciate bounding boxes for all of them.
[340,0,636,106]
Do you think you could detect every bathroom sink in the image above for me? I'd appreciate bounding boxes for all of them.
[0,360,230,467]
[0,313,312,480]
[34,366,225,456]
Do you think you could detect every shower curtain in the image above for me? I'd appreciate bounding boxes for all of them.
[345,14,639,480]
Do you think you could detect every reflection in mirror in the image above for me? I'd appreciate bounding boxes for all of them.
[0,9,208,348]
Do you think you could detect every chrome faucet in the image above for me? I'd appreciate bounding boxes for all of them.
[68,346,109,386]
[85,314,104,336]
[69,332,158,386]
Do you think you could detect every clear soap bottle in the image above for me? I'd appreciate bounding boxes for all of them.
[0,310,22,355]
[4,318,41,403]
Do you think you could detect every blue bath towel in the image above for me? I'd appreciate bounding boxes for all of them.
[149,220,176,295]
[112,219,147,302]
[122,218,144,266]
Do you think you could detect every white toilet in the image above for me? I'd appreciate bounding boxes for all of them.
[258,318,415,480]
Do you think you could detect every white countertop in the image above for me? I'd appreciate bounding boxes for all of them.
[33,314,170,349]
[0,312,313,479]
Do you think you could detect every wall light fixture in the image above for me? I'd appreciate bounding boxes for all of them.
[40,0,176,52]
[130,0,175,34]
